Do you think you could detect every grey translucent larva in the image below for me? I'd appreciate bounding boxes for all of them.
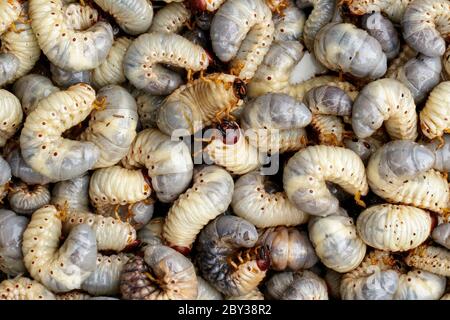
[7,182,51,215]
[273,0,305,42]
[432,223,450,249]
[423,134,450,173]
[0,155,11,202]
[6,148,53,185]
[343,137,383,164]
[134,91,165,129]
[50,63,92,88]
[51,173,90,213]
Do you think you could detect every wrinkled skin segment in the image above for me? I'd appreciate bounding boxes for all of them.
[0,277,55,300]
[420,82,450,140]
[304,85,352,116]
[8,182,51,215]
[52,174,90,213]
[405,245,450,277]
[149,2,191,34]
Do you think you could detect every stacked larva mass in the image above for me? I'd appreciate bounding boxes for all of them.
[0,0,449,301]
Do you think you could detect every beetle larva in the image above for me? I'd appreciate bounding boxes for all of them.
[311,115,346,146]
[51,174,90,213]
[19,83,100,181]
[240,93,312,153]
[343,137,383,165]
[314,23,387,79]
[283,145,369,217]
[0,209,28,275]
[366,140,449,215]
[0,0,21,35]
[420,81,450,141]
[258,227,318,271]
[81,85,138,169]
[49,63,92,88]
[273,1,305,41]
[226,288,264,300]
[232,171,309,228]
[6,147,53,185]
[157,73,245,137]
[22,205,97,293]
[405,245,450,277]
[351,79,418,140]
[122,128,193,203]
[134,91,165,129]
[138,217,165,247]
[197,276,223,300]
[81,253,130,296]
[210,0,274,81]
[297,0,336,52]
[402,0,450,57]
[163,165,234,252]
[432,223,450,249]
[63,3,98,31]
[120,244,198,300]
[0,276,55,300]
[394,269,446,300]
[149,2,191,34]
[340,0,412,24]
[29,0,113,71]
[93,0,153,35]
[356,204,432,252]
[124,32,209,96]
[0,155,11,202]
[8,182,51,215]
[196,215,270,297]
[0,89,22,147]
[265,270,329,300]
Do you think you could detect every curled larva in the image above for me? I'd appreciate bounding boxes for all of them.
[420,81,450,141]
[0,155,11,201]
[0,277,55,300]
[163,165,234,252]
[356,204,432,252]
[156,73,244,136]
[232,171,309,228]
[149,2,191,34]
[309,212,366,273]
[401,0,450,57]
[8,182,51,215]
[283,145,368,217]
[314,23,387,79]
[226,288,264,300]
[81,253,130,296]
[93,0,153,35]
[405,245,450,277]
[134,91,165,129]
[0,209,28,276]
[63,3,98,31]
[258,227,317,271]
[63,211,136,252]
[80,85,138,169]
[196,215,270,297]
[51,174,90,213]
[6,148,53,185]
[0,0,21,35]
[273,1,305,41]
[297,0,336,52]
[343,137,383,165]
[120,244,198,300]
[19,83,100,181]
[366,140,449,215]
[197,276,223,300]
[122,128,193,203]
[351,78,418,140]
[240,93,312,153]
[210,0,274,81]
[124,32,209,95]
[13,74,60,115]
[394,269,446,300]
[0,89,22,147]
[340,0,412,23]
[22,205,97,293]
[91,37,132,89]
[265,270,328,300]
[424,134,450,173]
[50,63,92,88]
[432,223,450,249]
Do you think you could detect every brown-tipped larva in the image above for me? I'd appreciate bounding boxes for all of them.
[0,89,22,147]
[8,182,51,215]
[149,2,191,34]
[405,245,450,277]
[420,81,450,141]
[0,276,55,300]
[0,0,21,35]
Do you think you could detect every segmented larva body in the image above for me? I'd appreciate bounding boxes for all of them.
[20,83,100,181]
[366,141,449,215]
[0,277,55,300]
[394,269,446,300]
[259,227,318,271]
[197,276,223,300]
[29,0,114,71]
[420,82,450,140]
[240,93,312,153]
[64,3,98,31]
[265,270,328,300]
[314,23,387,79]
[163,165,234,251]
[309,213,366,272]
[343,137,383,165]
[22,205,98,293]
[51,174,90,213]
[149,2,191,33]
[91,37,132,89]
[304,85,353,117]
[0,0,21,35]
[0,89,22,147]
[81,253,130,296]
[196,215,270,297]
[0,209,28,276]
[50,63,92,88]
[8,182,51,215]
[13,74,60,115]
[357,204,432,252]
[432,223,450,249]
[135,91,165,129]
[157,73,243,136]
[6,148,53,185]
[81,85,138,169]
[405,245,450,277]
[385,44,417,77]
[210,0,274,81]
[0,156,11,202]
[122,128,193,203]
[311,115,346,146]
[120,245,198,300]
[63,211,136,252]
[273,1,305,41]
[124,32,209,96]
[226,288,264,300]
[297,0,336,52]
[402,0,450,57]
[352,79,417,140]
[232,171,309,228]
[283,145,368,217]
[342,0,412,23]
[93,0,153,35]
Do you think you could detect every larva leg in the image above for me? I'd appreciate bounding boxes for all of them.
[149,2,191,34]
[0,277,55,300]
[0,89,22,147]
[420,82,450,141]
[8,182,51,215]
[310,114,345,146]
